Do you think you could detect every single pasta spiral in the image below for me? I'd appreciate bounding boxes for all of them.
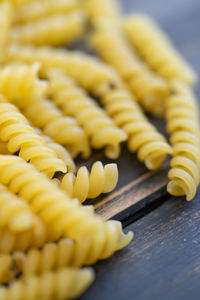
[96,85,172,170]
[12,220,132,275]
[11,11,86,46]
[0,183,39,233]
[0,102,66,177]
[0,155,106,241]
[166,82,200,200]
[0,62,46,101]
[7,43,123,92]
[47,69,127,159]
[0,1,12,64]
[21,96,90,159]
[14,0,79,24]
[123,14,197,86]
[90,21,169,117]
[60,161,118,203]
[0,267,94,300]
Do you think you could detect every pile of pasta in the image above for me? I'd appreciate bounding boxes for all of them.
[0,0,199,298]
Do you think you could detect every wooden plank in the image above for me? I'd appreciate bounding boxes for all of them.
[79,189,200,300]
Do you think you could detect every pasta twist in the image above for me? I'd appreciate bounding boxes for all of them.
[0,102,67,177]
[12,220,132,275]
[90,21,169,117]
[7,43,123,92]
[47,69,127,159]
[0,183,39,233]
[0,267,94,300]
[59,161,118,203]
[166,82,200,200]
[0,155,106,241]
[123,14,197,86]
[0,62,46,101]
[21,96,90,159]
[0,1,12,64]
[96,85,172,170]
[11,11,86,46]
[14,0,78,24]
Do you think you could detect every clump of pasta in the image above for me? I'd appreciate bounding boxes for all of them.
[123,14,197,86]
[47,69,127,159]
[0,267,94,300]
[11,11,86,46]
[14,0,79,24]
[0,1,12,64]
[89,20,169,117]
[0,101,67,177]
[59,161,118,203]
[166,82,200,200]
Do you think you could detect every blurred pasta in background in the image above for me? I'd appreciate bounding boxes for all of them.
[0,0,199,299]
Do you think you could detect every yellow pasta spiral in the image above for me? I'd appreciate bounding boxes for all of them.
[166,82,200,200]
[0,1,12,64]
[12,220,132,275]
[123,14,197,86]
[11,11,86,46]
[96,85,172,170]
[14,0,78,24]
[0,267,94,300]
[0,155,106,241]
[0,62,46,101]
[21,96,90,159]
[0,102,66,177]
[47,70,127,159]
[59,161,118,203]
[90,20,169,117]
[7,43,123,92]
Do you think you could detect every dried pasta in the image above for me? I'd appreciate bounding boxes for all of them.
[0,183,38,232]
[47,69,127,159]
[11,11,86,46]
[166,82,200,200]
[123,14,197,86]
[0,62,46,101]
[60,161,118,203]
[90,20,169,117]
[0,101,66,177]
[0,1,12,64]
[0,267,94,300]
[14,0,79,24]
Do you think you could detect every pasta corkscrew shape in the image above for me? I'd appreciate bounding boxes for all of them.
[166,82,200,200]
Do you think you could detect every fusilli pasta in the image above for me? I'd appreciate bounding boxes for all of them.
[166,81,200,200]
[123,14,197,86]
[60,161,118,203]
[0,267,94,300]
[0,101,66,177]
[11,11,86,46]
[47,69,127,159]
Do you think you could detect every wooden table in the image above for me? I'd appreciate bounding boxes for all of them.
[79,0,200,299]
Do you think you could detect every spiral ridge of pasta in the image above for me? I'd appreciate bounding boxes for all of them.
[47,70,127,159]
[11,11,86,47]
[166,82,200,200]
[0,62,47,101]
[90,21,169,117]
[0,155,107,241]
[21,96,90,159]
[0,102,67,177]
[0,183,39,233]
[14,0,78,24]
[7,43,123,92]
[0,1,12,64]
[11,220,132,275]
[0,267,94,300]
[59,161,118,203]
[96,85,172,170]
[123,14,197,86]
